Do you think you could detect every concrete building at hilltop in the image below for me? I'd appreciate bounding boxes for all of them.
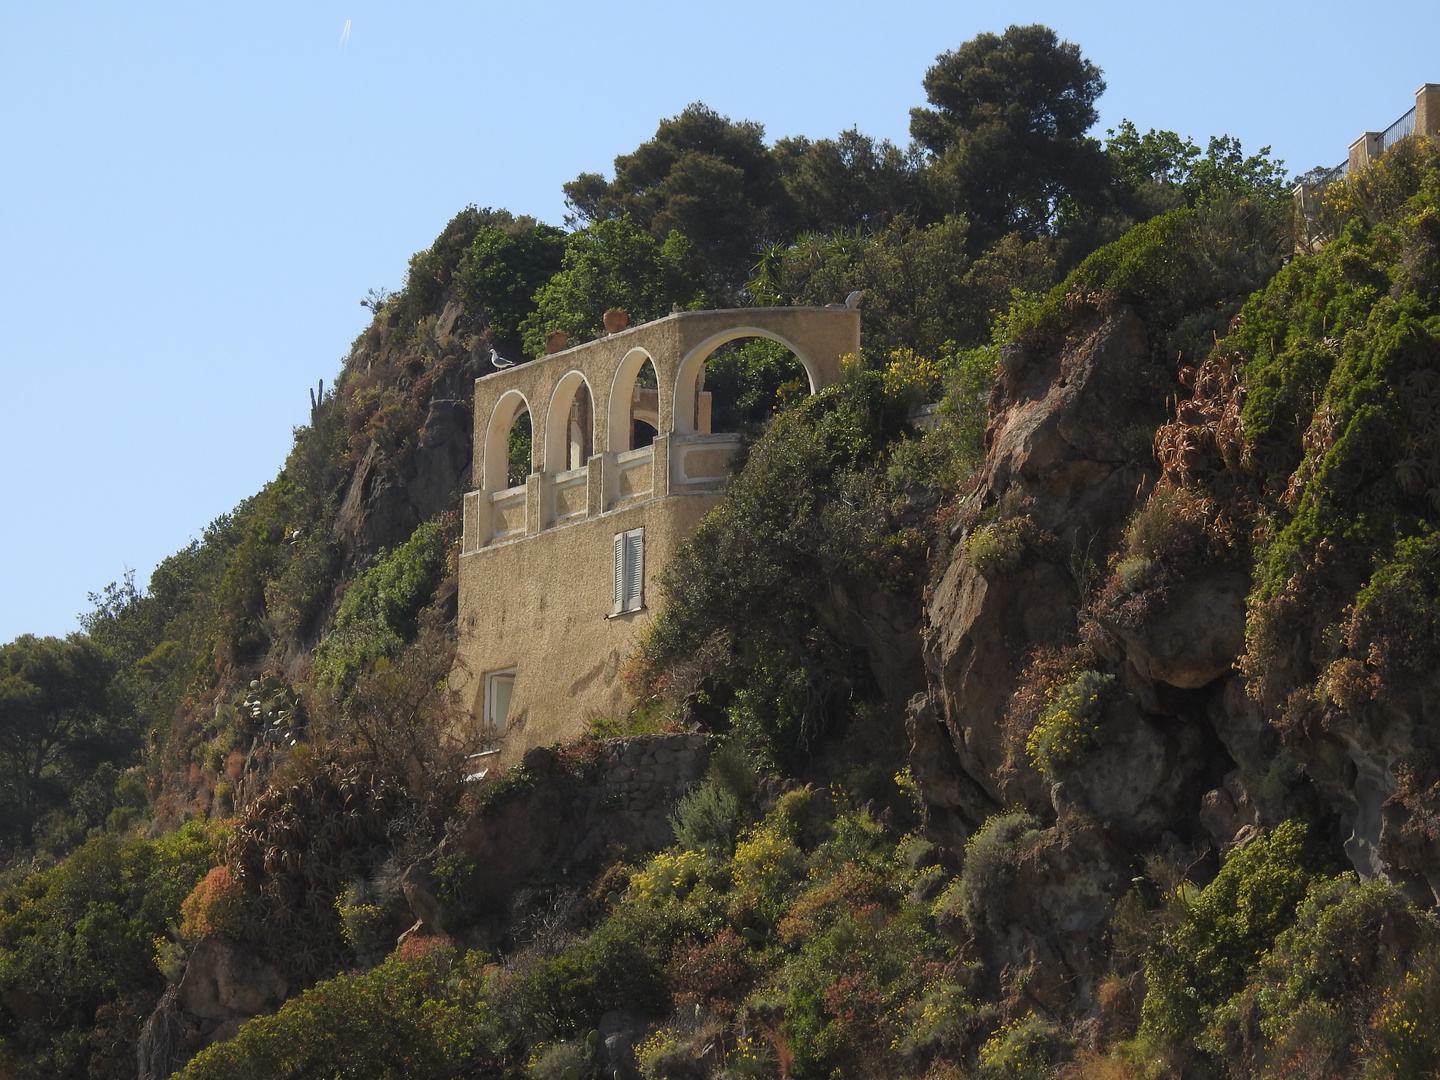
[453,307,860,769]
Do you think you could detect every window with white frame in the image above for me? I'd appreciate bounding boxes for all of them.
[484,668,516,737]
[612,528,644,614]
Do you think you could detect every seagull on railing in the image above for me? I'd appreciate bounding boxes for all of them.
[844,290,864,309]
[488,348,516,370]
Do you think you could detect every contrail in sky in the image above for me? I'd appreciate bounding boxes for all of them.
[339,20,351,49]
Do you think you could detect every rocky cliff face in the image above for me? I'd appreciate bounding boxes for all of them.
[908,304,1329,1010]
[332,299,482,575]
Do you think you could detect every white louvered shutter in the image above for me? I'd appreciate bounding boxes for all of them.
[612,532,626,614]
[625,529,645,611]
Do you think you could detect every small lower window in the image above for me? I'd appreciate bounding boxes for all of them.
[484,669,515,737]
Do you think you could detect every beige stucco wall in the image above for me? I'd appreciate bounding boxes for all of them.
[454,490,720,769]
[453,306,860,767]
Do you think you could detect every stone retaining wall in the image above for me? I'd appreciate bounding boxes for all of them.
[441,732,711,912]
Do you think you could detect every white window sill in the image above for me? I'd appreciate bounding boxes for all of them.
[606,605,647,619]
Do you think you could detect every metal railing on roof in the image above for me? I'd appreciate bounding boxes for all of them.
[1295,161,1347,197]
[1383,106,1417,152]
[1296,103,1421,197]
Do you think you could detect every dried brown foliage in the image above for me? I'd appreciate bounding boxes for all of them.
[669,929,758,1010]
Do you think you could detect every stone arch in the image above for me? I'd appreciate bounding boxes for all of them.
[543,370,595,472]
[482,388,532,493]
[607,347,662,453]
[671,327,823,435]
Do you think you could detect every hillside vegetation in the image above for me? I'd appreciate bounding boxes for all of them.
[7,22,1440,1080]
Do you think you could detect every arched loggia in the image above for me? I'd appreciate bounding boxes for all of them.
[671,327,822,436]
[482,389,533,493]
[607,348,663,453]
[543,371,594,472]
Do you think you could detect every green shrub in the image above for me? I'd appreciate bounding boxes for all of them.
[1140,820,1323,1050]
[952,812,1043,931]
[774,853,948,1078]
[1115,554,1154,593]
[177,950,486,1080]
[1001,199,1287,361]
[313,518,453,695]
[336,882,393,970]
[1202,875,1440,1078]
[502,916,670,1040]
[963,519,1027,576]
[0,822,221,1076]
[1216,147,1440,708]
[1124,487,1212,568]
[634,370,923,765]
[669,779,746,854]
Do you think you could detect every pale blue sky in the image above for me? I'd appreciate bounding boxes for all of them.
[2,1,1436,642]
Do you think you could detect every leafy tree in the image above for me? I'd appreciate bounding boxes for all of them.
[563,103,791,295]
[386,205,522,334]
[0,822,220,1079]
[454,220,567,351]
[773,129,922,234]
[751,215,1058,356]
[0,635,134,850]
[1107,120,1289,209]
[910,24,1109,244]
[520,217,702,356]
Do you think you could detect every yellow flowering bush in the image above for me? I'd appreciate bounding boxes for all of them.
[628,848,711,903]
[1025,669,1115,774]
[635,1028,682,1078]
[1367,970,1440,1078]
[727,793,812,921]
[636,1017,724,1080]
[900,981,988,1058]
[881,347,942,404]
[731,826,804,910]
[963,519,1027,576]
[724,1036,770,1077]
[976,1015,1067,1079]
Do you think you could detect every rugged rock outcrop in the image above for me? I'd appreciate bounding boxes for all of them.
[427,734,709,944]
[332,389,475,572]
[910,305,1300,1001]
[137,937,287,1080]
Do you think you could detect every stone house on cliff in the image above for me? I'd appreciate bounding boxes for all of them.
[453,307,859,769]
